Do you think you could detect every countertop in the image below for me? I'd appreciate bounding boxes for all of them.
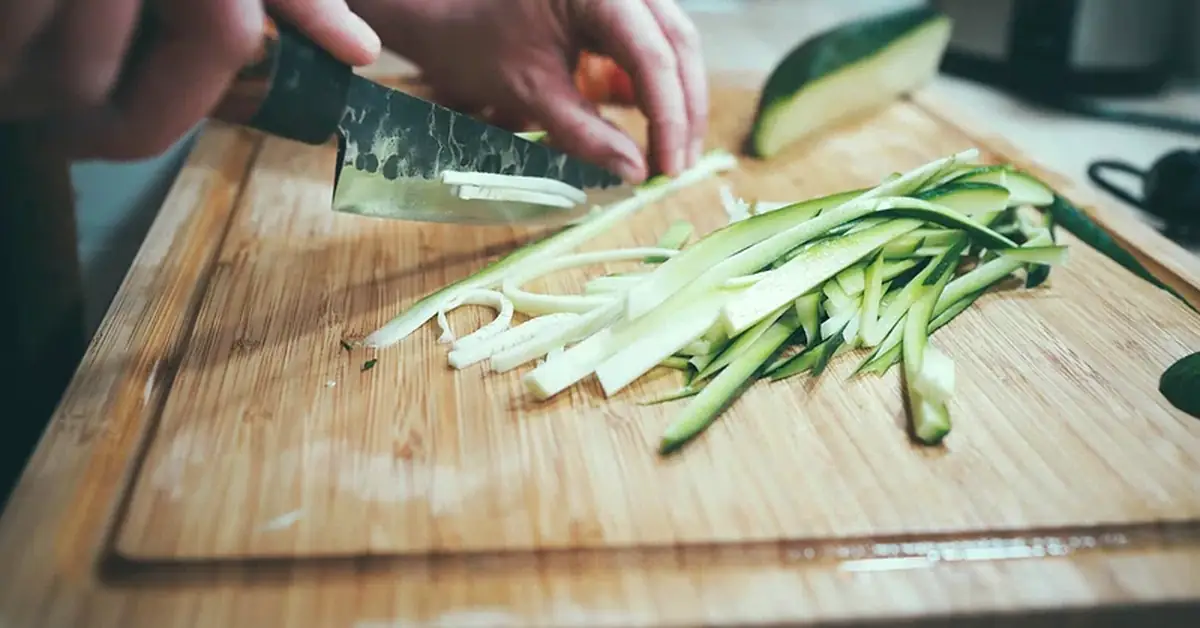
[362,0,1200,250]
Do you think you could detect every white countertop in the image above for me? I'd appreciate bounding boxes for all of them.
[364,0,1200,251]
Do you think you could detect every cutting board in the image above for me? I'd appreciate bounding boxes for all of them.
[3,74,1199,627]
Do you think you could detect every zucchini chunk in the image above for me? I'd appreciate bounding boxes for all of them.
[749,6,952,158]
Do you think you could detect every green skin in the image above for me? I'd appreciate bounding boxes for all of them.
[748,5,947,157]
[1159,352,1200,418]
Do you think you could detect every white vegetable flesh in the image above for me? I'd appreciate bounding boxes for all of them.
[359,147,1072,455]
[362,150,737,349]
[435,290,514,346]
[500,247,678,315]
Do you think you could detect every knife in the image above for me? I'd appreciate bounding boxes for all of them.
[204,15,626,226]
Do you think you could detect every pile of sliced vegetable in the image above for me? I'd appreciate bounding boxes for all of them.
[351,147,1075,455]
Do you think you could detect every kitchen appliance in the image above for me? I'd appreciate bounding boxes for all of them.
[931,0,1200,232]
[930,0,1180,97]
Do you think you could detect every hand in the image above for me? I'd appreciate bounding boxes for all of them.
[0,0,382,161]
[356,0,707,184]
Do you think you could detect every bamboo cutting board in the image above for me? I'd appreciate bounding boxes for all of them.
[1,74,1199,627]
[111,78,1200,563]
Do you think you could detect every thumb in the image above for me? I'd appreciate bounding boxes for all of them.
[515,67,647,184]
[267,0,381,67]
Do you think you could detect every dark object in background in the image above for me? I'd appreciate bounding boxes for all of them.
[1088,149,1200,241]
[931,0,1200,137]
[932,0,1178,97]
[0,123,88,510]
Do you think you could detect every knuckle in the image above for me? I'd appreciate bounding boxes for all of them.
[664,20,700,52]
[641,43,677,76]
[210,1,265,63]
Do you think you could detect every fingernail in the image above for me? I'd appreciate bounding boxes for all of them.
[690,138,703,165]
[672,148,686,175]
[612,155,647,184]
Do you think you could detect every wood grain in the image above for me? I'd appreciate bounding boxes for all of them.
[109,81,1200,562]
[0,79,1198,628]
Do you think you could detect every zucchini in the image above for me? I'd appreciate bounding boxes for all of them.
[768,322,848,380]
[659,356,691,371]
[723,198,1018,336]
[692,307,790,383]
[381,145,1082,458]
[659,317,800,454]
[915,181,1011,216]
[856,289,984,376]
[645,220,695,263]
[722,218,925,335]
[749,6,953,158]
[794,292,822,344]
[859,252,887,346]
[1046,194,1194,310]
[942,165,1055,207]
[901,252,958,445]
[1159,352,1200,418]
[363,150,737,348]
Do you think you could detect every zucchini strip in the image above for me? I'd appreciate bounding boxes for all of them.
[363,149,737,349]
[858,289,984,376]
[856,231,1058,375]
[659,316,800,454]
[454,184,576,208]
[435,290,514,346]
[500,247,679,315]
[624,188,863,320]
[646,221,695,263]
[722,218,924,335]
[659,356,691,371]
[901,254,958,444]
[440,171,581,206]
[859,253,886,345]
[692,306,790,383]
[768,321,848,380]
[584,273,649,294]
[447,312,577,369]
[794,292,822,345]
[490,301,622,372]
[627,150,978,320]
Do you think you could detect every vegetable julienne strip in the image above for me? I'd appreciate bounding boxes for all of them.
[659,315,800,455]
[642,157,1070,452]
[900,243,959,444]
[625,149,979,321]
[448,312,578,369]
[646,221,694,263]
[454,185,577,209]
[370,145,1074,457]
[440,170,588,205]
[436,289,514,346]
[518,156,989,401]
[362,149,738,349]
[500,247,679,315]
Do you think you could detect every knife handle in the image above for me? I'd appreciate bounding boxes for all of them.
[209,15,353,145]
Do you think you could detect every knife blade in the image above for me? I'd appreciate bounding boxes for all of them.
[210,15,627,226]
